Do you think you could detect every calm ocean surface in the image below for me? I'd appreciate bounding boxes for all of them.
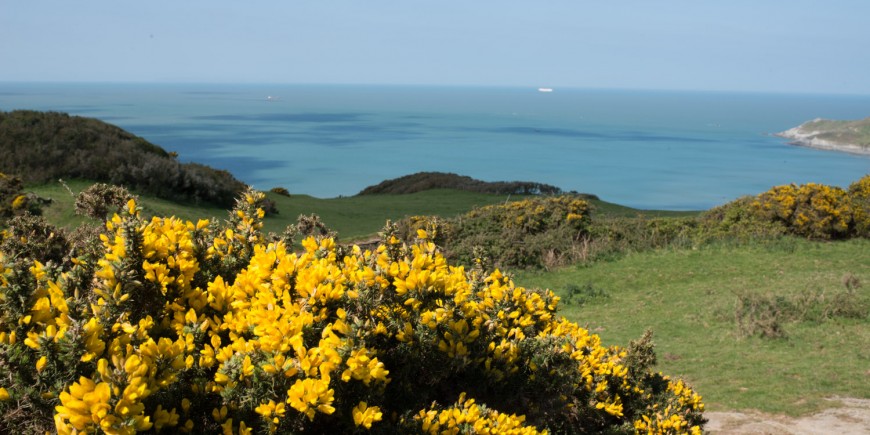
[2,83,869,210]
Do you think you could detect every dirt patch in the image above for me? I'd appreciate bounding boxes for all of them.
[705,398,870,434]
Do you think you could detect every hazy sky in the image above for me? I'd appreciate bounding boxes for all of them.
[3,1,869,94]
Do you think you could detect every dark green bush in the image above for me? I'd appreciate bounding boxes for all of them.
[358,171,566,196]
[269,186,291,196]
[0,111,247,207]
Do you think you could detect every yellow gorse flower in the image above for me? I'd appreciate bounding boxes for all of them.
[352,401,383,429]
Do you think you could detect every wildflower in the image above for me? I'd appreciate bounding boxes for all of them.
[352,402,383,429]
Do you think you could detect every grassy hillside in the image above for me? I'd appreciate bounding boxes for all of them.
[778,116,870,151]
[516,238,870,415]
[797,117,870,147]
[0,110,246,206]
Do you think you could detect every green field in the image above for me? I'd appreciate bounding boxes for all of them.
[516,238,870,415]
[30,180,691,241]
[30,180,534,240]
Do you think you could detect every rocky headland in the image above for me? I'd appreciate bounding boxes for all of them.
[776,117,870,155]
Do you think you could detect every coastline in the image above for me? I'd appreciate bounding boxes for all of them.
[776,127,870,156]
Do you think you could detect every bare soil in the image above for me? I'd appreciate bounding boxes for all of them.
[705,398,870,434]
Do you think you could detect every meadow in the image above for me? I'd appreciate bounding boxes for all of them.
[517,238,870,416]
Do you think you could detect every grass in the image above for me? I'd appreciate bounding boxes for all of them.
[515,238,870,416]
[30,179,228,229]
[29,180,688,241]
[264,189,533,241]
[29,181,532,240]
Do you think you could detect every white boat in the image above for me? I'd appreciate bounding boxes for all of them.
[538,87,553,93]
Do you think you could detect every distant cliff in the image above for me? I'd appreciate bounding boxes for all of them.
[776,117,870,155]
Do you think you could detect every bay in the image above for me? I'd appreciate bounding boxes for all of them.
[2,82,869,210]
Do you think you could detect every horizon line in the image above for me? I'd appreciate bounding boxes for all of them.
[1,80,869,98]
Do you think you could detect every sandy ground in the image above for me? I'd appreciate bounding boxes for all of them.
[705,398,870,434]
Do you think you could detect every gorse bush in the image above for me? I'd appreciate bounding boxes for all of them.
[0,171,44,221]
[393,176,870,272]
[0,189,704,434]
[752,182,853,239]
[695,197,787,242]
[848,175,870,237]
[399,196,593,270]
[582,217,699,262]
[695,175,870,241]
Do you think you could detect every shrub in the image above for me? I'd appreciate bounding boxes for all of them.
[848,174,870,237]
[358,172,564,196]
[733,292,789,339]
[696,197,786,242]
[732,285,868,339]
[753,182,853,239]
[74,183,135,222]
[0,190,704,434]
[584,216,699,262]
[411,195,594,270]
[700,176,870,241]
[0,171,45,221]
[561,283,610,306]
[269,187,291,197]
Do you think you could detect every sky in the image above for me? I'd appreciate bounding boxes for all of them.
[2,1,870,94]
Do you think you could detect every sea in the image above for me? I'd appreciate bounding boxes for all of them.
[2,82,870,210]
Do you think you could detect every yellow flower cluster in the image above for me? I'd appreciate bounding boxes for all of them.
[352,401,383,429]
[11,194,27,210]
[848,174,870,236]
[753,181,855,239]
[415,393,545,434]
[0,189,704,434]
[632,377,704,434]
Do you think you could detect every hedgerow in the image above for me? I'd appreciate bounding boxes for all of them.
[0,189,704,434]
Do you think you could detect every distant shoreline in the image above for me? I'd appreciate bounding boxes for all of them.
[776,118,870,156]
[778,135,870,156]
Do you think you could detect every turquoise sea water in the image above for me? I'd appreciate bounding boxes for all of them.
[2,83,869,210]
